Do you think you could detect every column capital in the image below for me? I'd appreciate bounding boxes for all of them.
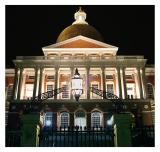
[101,67,105,70]
[34,66,39,71]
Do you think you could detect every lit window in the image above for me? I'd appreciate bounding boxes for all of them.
[60,112,69,128]
[25,84,34,99]
[147,83,154,99]
[62,84,69,99]
[6,84,13,100]
[126,83,135,99]
[44,112,53,127]
[47,84,54,92]
[107,84,114,94]
[91,112,101,128]
[91,83,100,99]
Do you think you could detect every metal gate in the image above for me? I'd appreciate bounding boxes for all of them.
[39,126,114,147]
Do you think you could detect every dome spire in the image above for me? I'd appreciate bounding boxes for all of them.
[72,7,88,25]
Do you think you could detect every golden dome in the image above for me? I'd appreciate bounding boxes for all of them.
[56,24,104,42]
[56,8,104,43]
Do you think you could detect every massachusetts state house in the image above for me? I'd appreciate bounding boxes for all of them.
[6,8,155,132]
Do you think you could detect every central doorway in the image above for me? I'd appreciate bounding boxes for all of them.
[74,110,86,130]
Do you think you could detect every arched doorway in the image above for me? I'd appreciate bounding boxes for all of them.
[74,110,86,129]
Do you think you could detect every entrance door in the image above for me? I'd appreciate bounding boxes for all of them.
[75,110,86,130]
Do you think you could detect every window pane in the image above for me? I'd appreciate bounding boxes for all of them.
[147,83,154,99]
[60,112,69,128]
[107,84,114,94]
[62,85,69,99]
[44,112,53,127]
[47,85,54,91]
[7,85,13,100]
[91,112,101,128]
[25,84,34,98]
[91,84,99,99]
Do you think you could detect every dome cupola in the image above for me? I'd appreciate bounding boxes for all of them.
[56,7,104,43]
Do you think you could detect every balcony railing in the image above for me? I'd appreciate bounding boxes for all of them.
[15,55,144,61]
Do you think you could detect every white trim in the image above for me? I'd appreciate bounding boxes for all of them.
[42,35,118,49]
[5,69,15,74]
[43,48,118,57]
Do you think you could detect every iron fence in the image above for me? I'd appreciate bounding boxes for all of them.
[39,126,114,147]
[6,130,21,147]
[131,125,154,147]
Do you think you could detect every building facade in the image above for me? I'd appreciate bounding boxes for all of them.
[6,8,155,132]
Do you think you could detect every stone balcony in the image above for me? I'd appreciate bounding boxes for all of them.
[9,99,151,113]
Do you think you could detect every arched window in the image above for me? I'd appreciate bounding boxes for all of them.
[60,112,69,128]
[44,112,53,127]
[147,83,154,99]
[91,112,101,128]
[75,110,86,129]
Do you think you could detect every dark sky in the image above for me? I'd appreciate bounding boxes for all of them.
[6,5,155,68]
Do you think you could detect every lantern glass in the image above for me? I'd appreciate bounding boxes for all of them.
[72,78,83,90]
[71,68,83,101]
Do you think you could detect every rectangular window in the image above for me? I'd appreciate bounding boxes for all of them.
[25,84,34,99]
[126,83,135,99]
[62,84,69,99]
[107,84,114,94]
[91,83,99,99]
[7,84,13,100]
[47,84,54,91]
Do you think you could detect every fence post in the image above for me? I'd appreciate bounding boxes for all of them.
[112,113,133,147]
[21,113,40,147]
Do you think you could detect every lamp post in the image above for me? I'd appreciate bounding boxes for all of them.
[71,68,83,101]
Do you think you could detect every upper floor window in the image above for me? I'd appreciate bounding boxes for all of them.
[25,84,34,99]
[106,84,114,94]
[6,84,13,100]
[62,84,69,99]
[126,83,136,99]
[147,83,154,99]
[91,83,100,99]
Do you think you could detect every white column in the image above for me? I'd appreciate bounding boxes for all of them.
[38,67,43,95]
[101,67,106,99]
[12,67,19,100]
[70,67,74,100]
[141,67,147,99]
[54,67,59,99]
[121,67,127,99]
[17,67,23,100]
[137,67,143,99]
[33,67,38,98]
[86,67,90,99]
[117,67,122,98]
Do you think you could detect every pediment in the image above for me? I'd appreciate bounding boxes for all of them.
[43,35,118,49]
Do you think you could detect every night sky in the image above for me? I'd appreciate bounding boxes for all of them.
[6,5,155,68]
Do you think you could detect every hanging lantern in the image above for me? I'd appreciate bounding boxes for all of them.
[71,68,83,101]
